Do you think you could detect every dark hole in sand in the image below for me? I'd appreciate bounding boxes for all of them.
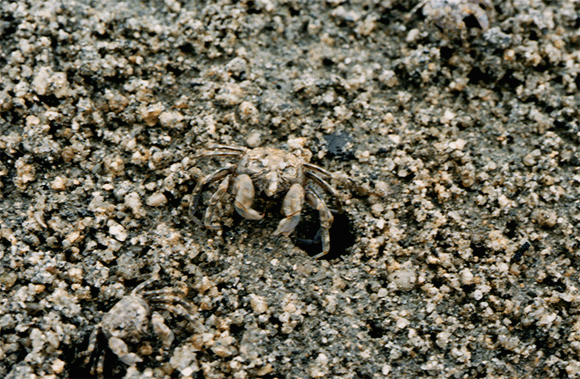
[294,208,355,259]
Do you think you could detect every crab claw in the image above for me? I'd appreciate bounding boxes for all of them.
[234,174,264,220]
[273,216,301,236]
[273,183,304,237]
[108,337,143,366]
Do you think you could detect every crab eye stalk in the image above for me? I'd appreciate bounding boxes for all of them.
[282,167,296,176]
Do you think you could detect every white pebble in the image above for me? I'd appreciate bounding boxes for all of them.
[147,192,167,206]
[109,223,127,242]
[460,268,473,285]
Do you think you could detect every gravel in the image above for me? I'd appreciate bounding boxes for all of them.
[1,0,579,378]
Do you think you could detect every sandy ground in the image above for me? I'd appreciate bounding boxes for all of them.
[1,0,580,378]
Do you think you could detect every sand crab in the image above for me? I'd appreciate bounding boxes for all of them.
[191,145,342,258]
[82,267,200,377]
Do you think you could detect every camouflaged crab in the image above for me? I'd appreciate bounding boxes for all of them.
[191,145,342,258]
[82,267,200,378]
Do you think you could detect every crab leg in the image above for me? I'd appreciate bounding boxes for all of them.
[273,183,305,237]
[193,145,246,160]
[305,171,343,213]
[190,165,236,225]
[233,174,264,220]
[305,187,334,259]
[155,303,205,332]
[203,176,230,229]
[83,329,100,365]
[147,294,196,313]
[94,352,105,377]
[141,287,187,298]
[195,151,243,159]
[131,266,160,294]
[205,144,248,153]
[304,163,334,177]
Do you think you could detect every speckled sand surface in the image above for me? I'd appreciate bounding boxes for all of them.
[1,0,580,378]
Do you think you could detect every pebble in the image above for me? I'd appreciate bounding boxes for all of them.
[459,268,474,285]
[532,209,558,228]
[140,103,164,127]
[249,295,268,314]
[146,192,168,207]
[388,262,417,291]
[51,176,67,191]
[246,131,262,148]
[169,345,199,376]
[125,192,146,218]
[108,222,128,242]
[159,111,184,129]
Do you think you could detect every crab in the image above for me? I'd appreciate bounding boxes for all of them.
[82,267,200,378]
[190,145,343,258]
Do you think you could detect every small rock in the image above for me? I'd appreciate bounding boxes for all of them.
[459,268,474,285]
[125,192,146,218]
[523,149,541,166]
[0,272,18,290]
[406,28,421,43]
[159,111,184,129]
[436,330,452,349]
[32,66,53,96]
[52,358,65,374]
[170,344,200,376]
[371,204,384,217]
[140,103,164,126]
[109,222,128,242]
[0,92,13,112]
[246,130,262,147]
[395,316,410,330]
[388,262,416,291]
[211,335,237,357]
[532,209,557,228]
[249,294,268,314]
[51,176,67,190]
[146,192,167,207]
[239,101,259,124]
[15,158,35,190]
